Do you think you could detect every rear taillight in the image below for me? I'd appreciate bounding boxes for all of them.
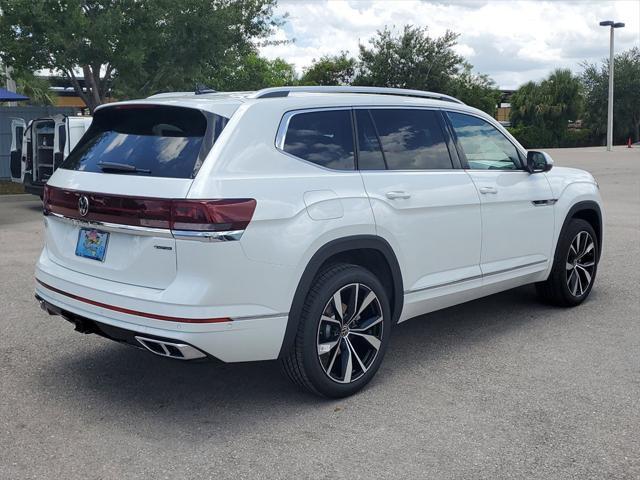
[44,186,256,234]
[171,199,256,232]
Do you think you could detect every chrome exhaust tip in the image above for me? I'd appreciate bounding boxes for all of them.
[134,336,206,360]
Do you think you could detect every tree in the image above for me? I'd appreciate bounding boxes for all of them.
[352,26,499,115]
[355,26,463,92]
[0,0,280,112]
[510,68,583,146]
[13,71,56,106]
[448,64,500,116]
[582,47,640,143]
[214,52,296,91]
[300,52,356,86]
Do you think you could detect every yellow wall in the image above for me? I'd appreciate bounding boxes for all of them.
[55,96,86,108]
[495,107,511,122]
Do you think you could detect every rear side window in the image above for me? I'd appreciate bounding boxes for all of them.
[61,105,227,178]
[369,109,452,170]
[282,110,355,170]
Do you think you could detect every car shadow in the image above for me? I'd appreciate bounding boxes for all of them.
[36,284,585,438]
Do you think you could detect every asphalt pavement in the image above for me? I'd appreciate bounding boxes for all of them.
[0,146,638,479]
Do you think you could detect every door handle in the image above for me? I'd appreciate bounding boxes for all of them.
[385,191,411,200]
[479,187,498,194]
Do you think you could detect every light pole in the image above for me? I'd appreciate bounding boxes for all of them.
[599,20,625,151]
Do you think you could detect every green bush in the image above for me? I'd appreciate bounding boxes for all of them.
[507,126,597,148]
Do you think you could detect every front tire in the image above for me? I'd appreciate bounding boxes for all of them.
[281,263,392,398]
[536,218,599,307]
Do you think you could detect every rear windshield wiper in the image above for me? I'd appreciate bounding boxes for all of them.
[97,161,151,174]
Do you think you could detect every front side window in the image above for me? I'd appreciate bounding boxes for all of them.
[282,110,355,170]
[448,112,521,170]
[368,109,452,170]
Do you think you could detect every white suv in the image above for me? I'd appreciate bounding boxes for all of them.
[35,86,603,397]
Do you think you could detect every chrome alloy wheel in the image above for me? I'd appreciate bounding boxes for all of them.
[566,231,596,297]
[316,283,384,384]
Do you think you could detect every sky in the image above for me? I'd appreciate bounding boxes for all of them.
[259,0,640,89]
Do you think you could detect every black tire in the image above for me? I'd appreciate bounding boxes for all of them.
[536,218,599,307]
[281,263,392,398]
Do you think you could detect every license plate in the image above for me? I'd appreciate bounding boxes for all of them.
[75,228,109,262]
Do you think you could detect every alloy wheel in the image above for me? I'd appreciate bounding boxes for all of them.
[316,283,384,384]
[566,231,596,297]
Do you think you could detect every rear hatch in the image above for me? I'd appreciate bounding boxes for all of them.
[43,103,233,289]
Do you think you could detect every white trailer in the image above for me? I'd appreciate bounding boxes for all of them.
[10,114,92,197]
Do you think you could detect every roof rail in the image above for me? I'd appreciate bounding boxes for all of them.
[247,86,464,104]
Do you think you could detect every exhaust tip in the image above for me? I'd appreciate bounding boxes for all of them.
[134,336,206,360]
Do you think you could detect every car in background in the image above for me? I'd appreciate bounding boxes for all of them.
[10,114,92,197]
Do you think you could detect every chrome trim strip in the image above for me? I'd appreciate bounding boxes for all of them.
[404,274,483,295]
[532,199,558,206]
[230,312,289,321]
[46,212,173,238]
[46,212,244,242]
[404,260,548,294]
[172,229,245,242]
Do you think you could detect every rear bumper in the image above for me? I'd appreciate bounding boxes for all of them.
[36,295,210,360]
[34,273,289,363]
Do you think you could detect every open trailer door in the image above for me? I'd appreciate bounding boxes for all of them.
[52,115,66,169]
[10,118,26,183]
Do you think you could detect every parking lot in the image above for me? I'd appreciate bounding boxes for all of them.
[0,147,638,479]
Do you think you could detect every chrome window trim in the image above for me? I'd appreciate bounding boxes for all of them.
[45,212,244,242]
[276,105,456,173]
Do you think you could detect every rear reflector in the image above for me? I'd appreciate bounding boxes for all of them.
[36,279,232,323]
[43,185,256,232]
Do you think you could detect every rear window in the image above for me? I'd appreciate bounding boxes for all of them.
[61,105,228,178]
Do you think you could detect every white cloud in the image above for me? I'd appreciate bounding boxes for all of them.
[260,0,640,88]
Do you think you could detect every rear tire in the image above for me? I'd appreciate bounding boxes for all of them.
[536,218,599,307]
[281,263,392,398]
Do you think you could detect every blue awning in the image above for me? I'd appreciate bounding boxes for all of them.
[0,88,29,101]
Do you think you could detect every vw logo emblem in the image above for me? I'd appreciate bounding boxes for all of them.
[78,195,89,217]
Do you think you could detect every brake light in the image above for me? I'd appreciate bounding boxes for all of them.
[43,186,256,233]
[171,199,256,232]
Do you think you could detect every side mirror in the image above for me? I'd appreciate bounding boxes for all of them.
[526,150,553,173]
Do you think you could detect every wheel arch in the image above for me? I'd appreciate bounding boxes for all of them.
[562,200,603,258]
[278,235,403,358]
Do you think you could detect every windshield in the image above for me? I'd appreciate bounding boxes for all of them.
[61,105,228,178]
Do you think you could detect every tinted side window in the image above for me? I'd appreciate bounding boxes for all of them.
[369,109,452,170]
[283,110,355,170]
[355,110,386,170]
[448,112,520,170]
